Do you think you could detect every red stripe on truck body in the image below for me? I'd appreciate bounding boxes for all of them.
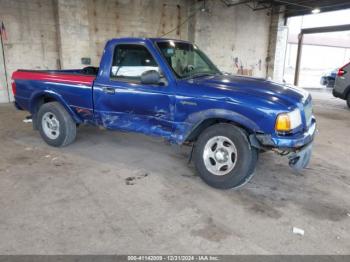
[12,70,95,86]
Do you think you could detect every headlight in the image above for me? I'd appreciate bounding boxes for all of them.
[275,108,302,132]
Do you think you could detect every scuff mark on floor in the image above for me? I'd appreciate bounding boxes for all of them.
[125,173,149,185]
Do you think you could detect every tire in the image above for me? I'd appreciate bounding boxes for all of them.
[193,123,258,189]
[37,102,77,147]
[347,93,350,108]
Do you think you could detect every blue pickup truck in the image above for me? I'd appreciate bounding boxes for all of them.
[12,38,316,189]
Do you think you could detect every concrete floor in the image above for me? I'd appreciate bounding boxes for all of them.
[0,89,349,254]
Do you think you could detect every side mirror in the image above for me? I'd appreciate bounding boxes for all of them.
[141,70,161,85]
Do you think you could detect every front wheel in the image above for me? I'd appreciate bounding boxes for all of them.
[37,102,77,147]
[193,123,258,189]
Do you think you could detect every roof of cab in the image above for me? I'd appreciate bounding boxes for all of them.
[107,37,192,44]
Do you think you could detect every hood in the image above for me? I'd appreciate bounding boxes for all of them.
[191,74,309,108]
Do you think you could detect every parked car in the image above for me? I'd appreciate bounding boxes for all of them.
[320,69,337,88]
[12,38,316,189]
[333,61,350,107]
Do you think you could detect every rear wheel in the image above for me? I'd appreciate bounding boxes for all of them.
[193,123,258,189]
[37,102,76,147]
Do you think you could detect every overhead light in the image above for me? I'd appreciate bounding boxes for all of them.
[311,8,320,14]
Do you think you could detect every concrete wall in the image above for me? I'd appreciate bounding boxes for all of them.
[0,0,284,103]
[0,0,60,102]
[57,0,189,68]
[0,0,190,102]
[0,38,8,103]
[266,6,288,82]
[192,1,271,78]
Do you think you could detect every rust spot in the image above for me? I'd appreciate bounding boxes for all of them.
[76,108,91,115]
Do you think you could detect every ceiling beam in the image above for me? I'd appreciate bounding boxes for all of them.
[273,0,312,9]
[301,24,350,34]
[220,0,252,7]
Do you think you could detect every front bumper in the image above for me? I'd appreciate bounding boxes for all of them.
[287,142,313,171]
[252,119,317,151]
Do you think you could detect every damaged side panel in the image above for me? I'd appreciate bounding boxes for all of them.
[93,83,176,139]
[171,91,267,143]
[95,110,174,138]
[172,108,261,143]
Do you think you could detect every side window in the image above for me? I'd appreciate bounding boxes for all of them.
[110,44,159,82]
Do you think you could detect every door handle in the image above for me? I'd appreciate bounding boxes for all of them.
[102,86,116,94]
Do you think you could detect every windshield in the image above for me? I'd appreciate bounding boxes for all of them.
[156,41,221,79]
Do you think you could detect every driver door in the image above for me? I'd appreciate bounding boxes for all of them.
[93,44,174,138]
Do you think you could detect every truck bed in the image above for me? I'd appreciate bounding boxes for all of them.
[12,68,97,122]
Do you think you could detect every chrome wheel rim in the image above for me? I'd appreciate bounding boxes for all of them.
[42,112,60,139]
[203,136,238,176]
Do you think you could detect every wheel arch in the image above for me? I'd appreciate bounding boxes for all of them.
[182,109,260,143]
[29,91,82,124]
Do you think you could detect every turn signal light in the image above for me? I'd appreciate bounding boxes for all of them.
[275,109,302,132]
[275,114,291,132]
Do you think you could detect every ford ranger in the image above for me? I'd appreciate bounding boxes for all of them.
[12,38,316,189]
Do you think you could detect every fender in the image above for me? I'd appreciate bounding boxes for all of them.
[29,90,82,123]
[174,108,261,144]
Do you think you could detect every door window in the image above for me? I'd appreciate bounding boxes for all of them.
[110,44,159,82]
